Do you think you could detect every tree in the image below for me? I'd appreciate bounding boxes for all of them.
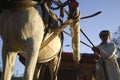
[0,61,2,72]
[111,26,120,58]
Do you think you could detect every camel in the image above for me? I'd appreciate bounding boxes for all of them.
[0,0,80,80]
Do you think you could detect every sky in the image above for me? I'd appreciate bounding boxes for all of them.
[0,0,120,76]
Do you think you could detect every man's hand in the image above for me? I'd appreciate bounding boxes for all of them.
[92,46,100,54]
[92,46,101,57]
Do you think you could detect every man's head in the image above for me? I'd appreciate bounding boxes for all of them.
[99,30,111,43]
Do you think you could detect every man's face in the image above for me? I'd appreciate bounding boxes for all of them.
[100,34,110,43]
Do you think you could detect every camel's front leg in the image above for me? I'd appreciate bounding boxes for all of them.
[33,63,42,80]
[23,38,42,80]
[49,56,58,80]
[1,45,17,80]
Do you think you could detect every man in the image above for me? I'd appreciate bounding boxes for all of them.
[92,30,120,80]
